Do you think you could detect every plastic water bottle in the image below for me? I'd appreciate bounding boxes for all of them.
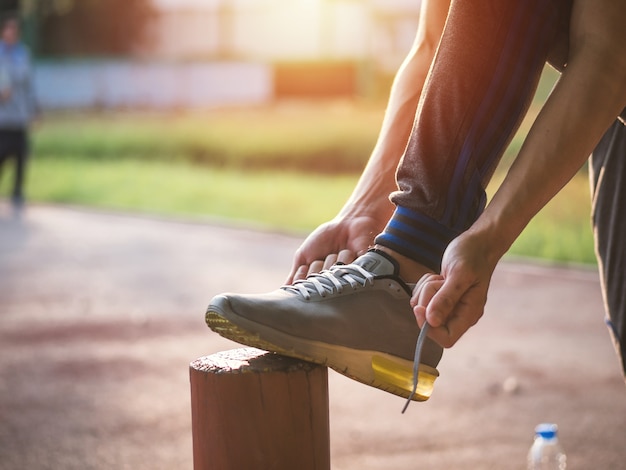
[527,423,567,470]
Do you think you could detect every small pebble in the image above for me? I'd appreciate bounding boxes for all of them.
[502,376,520,394]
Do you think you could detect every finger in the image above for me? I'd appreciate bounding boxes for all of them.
[307,260,325,277]
[286,251,307,284]
[290,264,310,283]
[446,305,482,344]
[322,253,338,271]
[421,324,453,348]
[410,273,443,308]
[425,274,473,327]
[336,249,356,265]
[411,275,443,328]
[417,280,445,329]
[285,266,298,285]
[415,272,442,290]
[413,304,427,328]
[425,306,482,348]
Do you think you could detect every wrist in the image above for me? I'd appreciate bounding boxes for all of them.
[338,195,394,226]
[462,216,514,268]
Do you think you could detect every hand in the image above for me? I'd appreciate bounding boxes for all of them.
[286,213,387,284]
[410,230,497,348]
[0,89,11,102]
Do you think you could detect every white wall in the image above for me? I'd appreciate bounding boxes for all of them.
[35,61,273,109]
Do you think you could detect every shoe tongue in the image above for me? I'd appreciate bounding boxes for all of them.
[353,250,399,276]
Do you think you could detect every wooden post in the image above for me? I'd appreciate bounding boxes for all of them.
[190,347,330,470]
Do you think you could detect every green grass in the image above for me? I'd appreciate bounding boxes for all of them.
[10,154,594,265]
[20,157,358,232]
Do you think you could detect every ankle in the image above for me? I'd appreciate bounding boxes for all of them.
[374,245,432,284]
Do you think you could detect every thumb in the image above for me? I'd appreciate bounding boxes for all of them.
[426,271,472,327]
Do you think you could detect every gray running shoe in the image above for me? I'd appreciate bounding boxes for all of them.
[206,249,443,401]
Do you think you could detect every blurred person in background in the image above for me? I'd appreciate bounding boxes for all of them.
[0,16,37,211]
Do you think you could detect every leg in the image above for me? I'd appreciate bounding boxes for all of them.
[375,0,572,272]
[11,130,28,205]
[0,154,4,191]
[0,130,9,194]
[590,110,626,377]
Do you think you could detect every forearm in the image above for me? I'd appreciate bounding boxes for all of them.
[471,36,626,264]
[340,50,432,220]
[339,0,449,221]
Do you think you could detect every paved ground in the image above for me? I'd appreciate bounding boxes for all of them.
[1,202,625,470]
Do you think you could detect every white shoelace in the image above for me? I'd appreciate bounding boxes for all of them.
[401,322,431,414]
[284,263,375,300]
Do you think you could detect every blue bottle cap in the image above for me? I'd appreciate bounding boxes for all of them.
[535,423,558,439]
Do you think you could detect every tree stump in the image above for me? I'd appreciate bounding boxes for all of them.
[190,347,330,470]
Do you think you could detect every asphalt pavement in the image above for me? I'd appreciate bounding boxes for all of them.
[1,202,624,470]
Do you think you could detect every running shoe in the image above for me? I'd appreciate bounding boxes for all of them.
[206,249,443,401]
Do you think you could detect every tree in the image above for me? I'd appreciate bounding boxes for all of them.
[34,0,156,57]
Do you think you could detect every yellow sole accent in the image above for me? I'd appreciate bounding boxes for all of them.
[371,355,438,401]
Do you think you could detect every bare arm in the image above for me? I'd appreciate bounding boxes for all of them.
[287,0,450,283]
[340,0,450,221]
[413,0,626,347]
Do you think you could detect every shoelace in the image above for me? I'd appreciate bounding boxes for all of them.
[284,263,375,300]
[401,322,431,414]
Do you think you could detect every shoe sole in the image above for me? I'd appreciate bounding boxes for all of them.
[206,303,439,402]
